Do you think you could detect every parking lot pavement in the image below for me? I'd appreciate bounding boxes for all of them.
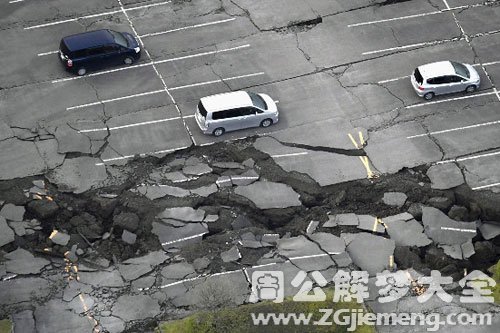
[1,0,500,194]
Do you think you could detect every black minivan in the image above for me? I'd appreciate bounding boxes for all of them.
[59,29,141,76]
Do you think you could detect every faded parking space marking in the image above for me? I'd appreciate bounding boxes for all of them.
[407,119,500,139]
[405,91,497,109]
[138,18,236,38]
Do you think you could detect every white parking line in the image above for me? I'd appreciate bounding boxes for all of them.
[362,37,460,55]
[442,0,451,10]
[436,150,500,165]
[378,75,410,84]
[78,115,195,133]
[348,11,442,27]
[37,50,59,57]
[95,146,190,165]
[52,44,251,84]
[407,119,500,139]
[139,18,236,38]
[483,60,500,66]
[24,1,172,30]
[270,152,309,158]
[472,182,500,190]
[9,0,24,3]
[161,232,208,246]
[405,91,497,109]
[66,71,263,110]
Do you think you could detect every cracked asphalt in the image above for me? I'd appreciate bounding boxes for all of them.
[1,0,500,332]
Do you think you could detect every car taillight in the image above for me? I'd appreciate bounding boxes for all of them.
[418,86,424,91]
[67,59,73,67]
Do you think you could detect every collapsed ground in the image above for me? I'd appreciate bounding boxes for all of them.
[0,138,499,332]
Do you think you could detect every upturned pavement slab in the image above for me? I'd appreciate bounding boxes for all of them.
[5,248,50,275]
[47,157,108,193]
[346,233,395,276]
[0,216,15,247]
[426,163,465,190]
[309,232,346,254]
[34,299,95,333]
[477,221,500,240]
[254,137,367,186]
[385,219,432,247]
[0,204,25,221]
[277,235,324,259]
[422,207,477,245]
[152,222,208,249]
[234,180,301,209]
[156,207,206,222]
[133,184,191,199]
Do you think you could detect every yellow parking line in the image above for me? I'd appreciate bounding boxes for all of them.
[349,131,377,179]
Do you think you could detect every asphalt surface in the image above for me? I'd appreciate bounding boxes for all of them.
[1,0,499,192]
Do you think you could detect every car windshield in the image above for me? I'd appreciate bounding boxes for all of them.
[248,92,267,110]
[109,30,128,47]
[414,68,423,84]
[451,61,470,79]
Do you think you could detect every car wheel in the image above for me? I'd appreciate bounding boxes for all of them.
[213,127,225,137]
[124,57,134,65]
[77,68,86,76]
[260,118,273,128]
[424,92,434,100]
[465,85,476,93]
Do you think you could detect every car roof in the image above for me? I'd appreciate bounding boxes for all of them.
[200,91,253,112]
[62,29,114,52]
[418,61,456,78]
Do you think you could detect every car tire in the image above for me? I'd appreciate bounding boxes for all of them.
[213,127,225,137]
[465,85,476,93]
[424,92,434,100]
[77,68,86,76]
[260,118,273,128]
[124,57,134,65]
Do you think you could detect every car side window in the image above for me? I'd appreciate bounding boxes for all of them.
[428,76,447,85]
[240,107,256,116]
[449,75,463,83]
[103,45,119,54]
[212,111,226,120]
[86,47,105,57]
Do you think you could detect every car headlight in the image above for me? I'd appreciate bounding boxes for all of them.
[134,47,140,53]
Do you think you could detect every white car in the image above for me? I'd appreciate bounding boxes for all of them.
[410,61,480,100]
[195,91,279,137]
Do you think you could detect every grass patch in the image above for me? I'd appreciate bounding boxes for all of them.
[0,319,12,333]
[157,289,376,333]
[491,259,500,304]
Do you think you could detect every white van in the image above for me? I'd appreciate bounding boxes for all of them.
[194,91,279,137]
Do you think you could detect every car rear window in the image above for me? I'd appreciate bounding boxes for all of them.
[414,68,423,84]
[248,92,267,110]
[197,101,207,118]
[451,61,470,79]
[60,40,70,56]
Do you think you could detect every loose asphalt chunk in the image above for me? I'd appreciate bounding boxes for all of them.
[49,230,70,246]
[191,184,218,197]
[0,203,25,221]
[133,184,190,199]
[324,213,359,227]
[234,180,301,209]
[477,221,500,240]
[426,163,464,190]
[221,245,242,263]
[357,214,385,233]
[5,248,50,275]
[182,163,212,176]
[121,230,137,245]
[152,222,209,250]
[230,169,260,186]
[0,216,15,247]
[346,233,395,276]
[382,192,407,207]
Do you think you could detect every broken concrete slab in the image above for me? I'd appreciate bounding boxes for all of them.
[47,157,108,193]
[164,171,189,183]
[133,184,191,199]
[35,300,95,333]
[254,137,367,186]
[63,280,93,302]
[182,163,212,176]
[0,120,14,141]
[234,181,301,209]
[99,316,125,333]
[309,232,346,254]
[152,221,208,249]
[161,262,197,284]
[0,216,15,247]
[157,207,205,222]
[325,213,359,227]
[477,221,500,240]
[68,293,95,314]
[382,192,407,207]
[306,220,320,234]
[5,248,50,275]
[427,163,464,190]
[0,139,47,180]
[12,310,35,333]
[0,277,51,305]
[347,233,395,276]
[277,235,324,259]
[422,207,476,246]
[0,203,25,221]
[357,215,385,233]
[34,139,65,170]
[385,219,432,247]
[54,124,92,154]
[216,175,233,188]
[221,246,242,263]
[78,269,125,288]
[118,262,155,282]
[212,161,244,169]
[230,169,260,186]
[191,184,218,197]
